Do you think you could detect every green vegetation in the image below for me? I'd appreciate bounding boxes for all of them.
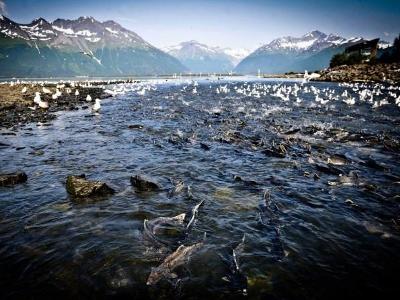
[0,33,186,77]
[329,52,363,68]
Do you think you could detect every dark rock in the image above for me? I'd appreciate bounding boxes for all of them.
[130,175,160,192]
[233,175,259,186]
[364,157,388,171]
[66,175,115,198]
[0,171,27,186]
[0,142,11,148]
[284,128,300,135]
[262,144,287,158]
[200,143,210,151]
[315,163,343,175]
[128,124,144,129]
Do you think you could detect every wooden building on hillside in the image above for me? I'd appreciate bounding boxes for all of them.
[345,38,380,61]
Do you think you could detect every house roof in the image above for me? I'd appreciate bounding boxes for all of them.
[345,38,380,53]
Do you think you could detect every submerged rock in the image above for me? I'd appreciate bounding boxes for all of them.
[128,124,144,129]
[66,175,115,198]
[130,175,160,192]
[200,143,211,151]
[0,171,27,186]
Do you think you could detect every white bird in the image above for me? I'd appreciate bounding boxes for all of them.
[21,87,27,94]
[75,89,80,96]
[38,100,49,109]
[42,87,51,94]
[86,94,92,102]
[93,98,101,112]
[343,96,355,106]
[34,92,41,104]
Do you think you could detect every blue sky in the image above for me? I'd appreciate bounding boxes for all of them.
[2,0,400,49]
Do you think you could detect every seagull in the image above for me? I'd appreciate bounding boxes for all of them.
[75,89,80,96]
[34,92,41,104]
[42,87,51,94]
[38,100,49,109]
[21,87,27,94]
[93,98,101,112]
[343,96,355,106]
[86,94,92,102]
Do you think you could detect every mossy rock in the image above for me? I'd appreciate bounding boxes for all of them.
[66,174,115,198]
[0,171,27,186]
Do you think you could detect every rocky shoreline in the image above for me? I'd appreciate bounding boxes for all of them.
[315,63,400,84]
[0,79,137,129]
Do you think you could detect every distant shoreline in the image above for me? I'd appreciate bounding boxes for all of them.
[313,63,400,84]
[0,73,243,82]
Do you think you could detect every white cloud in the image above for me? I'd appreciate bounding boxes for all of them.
[0,0,6,16]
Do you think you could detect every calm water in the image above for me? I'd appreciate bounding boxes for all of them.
[1,78,400,299]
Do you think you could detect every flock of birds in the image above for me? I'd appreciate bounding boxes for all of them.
[118,78,400,111]
[211,81,400,109]
[5,76,400,116]
[12,80,103,112]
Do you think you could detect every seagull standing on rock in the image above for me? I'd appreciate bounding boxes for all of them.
[86,94,92,102]
[93,99,101,112]
[21,87,27,94]
[34,92,41,104]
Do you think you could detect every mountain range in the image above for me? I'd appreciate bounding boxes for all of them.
[0,15,391,77]
[0,15,186,77]
[235,30,391,74]
[163,40,250,73]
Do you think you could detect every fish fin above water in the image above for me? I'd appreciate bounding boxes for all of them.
[172,213,186,223]
[186,199,205,229]
[232,249,240,271]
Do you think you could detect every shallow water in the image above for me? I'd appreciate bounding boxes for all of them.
[1,77,400,299]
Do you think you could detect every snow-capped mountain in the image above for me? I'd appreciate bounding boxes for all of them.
[235,30,372,74]
[0,16,150,50]
[253,30,360,55]
[0,15,186,77]
[164,40,250,73]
